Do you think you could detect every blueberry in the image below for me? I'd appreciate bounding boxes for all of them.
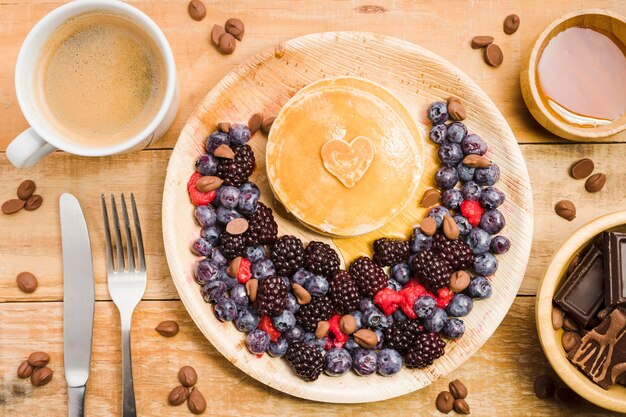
[282,325,304,342]
[474,163,500,186]
[442,189,464,210]
[216,206,243,224]
[280,276,290,289]
[474,253,498,276]
[238,182,260,214]
[305,274,329,297]
[201,280,227,303]
[428,206,451,228]
[268,338,289,357]
[351,311,364,331]
[446,294,473,317]
[359,298,376,313]
[201,226,221,246]
[196,154,218,176]
[228,124,251,147]
[453,215,473,237]
[442,318,465,339]
[461,133,487,156]
[218,269,238,289]
[414,295,437,319]
[244,245,266,263]
[456,162,476,183]
[435,166,459,190]
[235,307,260,332]
[325,348,352,376]
[364,307,384,329]
[206,247,227,267]
[391,263,411,284]
[410,228,433,253]
[392,309,408,322]
[490,235,511,254]
[466,228,491,255]
[423,308,447,332]
[246,329,270,354]
[377,349,403,376]
[291,268,313,287]
[214,298,238,321]
[344,338,360,353]
[191,238,213,256]
[438,142,464,167]
[387,279,402,292]
[374,329,385,349]
[195,259,221,284]
[461,181,482,201]
[217,186,240,208]
[352,349,378,376]
[479,186,505,209]
[251,259,275,280]
[446,122,467,143]
[285,293,300,314]
[465,276,492,299]
[480,209,506,235]
[429,124,447,144]
[427,102,449,125]
[195,205,217,227]
[271,310,295,332]
[303,332,326,351]
[206,130,230,154]
[229,284,248,308]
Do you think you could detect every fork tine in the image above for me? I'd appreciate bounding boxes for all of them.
[120,194,136,272]
[110,194,126,272]
[130,193,146,271]
[101,194,115,274]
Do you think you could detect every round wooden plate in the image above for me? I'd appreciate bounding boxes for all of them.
[163,32,533,403]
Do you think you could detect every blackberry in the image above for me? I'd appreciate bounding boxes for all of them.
[244,202,278,245]
[405,332,446,369]
[219,232,246,260]
[328,271,360,314]
[271,235,304,276]
[383,320,423,352]
[255,276,288,316]
[409,249,452,292]
[349,257,388,298]
[285,340,324,381]
[432,234,474,271]
[303,241,341,278]
[373,238,410,267]
[215,144,255,187]
[295,295,333,332]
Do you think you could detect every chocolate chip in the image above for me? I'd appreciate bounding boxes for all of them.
[554,200,576,221]
[31,367,53,386]
[315,320,330,339]
[211,24,226,46]
[453,398,470,414]
[168,385,189,406]
[450,271,471,292]
[214,144,235,159]
[261,116,275,135]
[339,314,357,335]
[24,194,43,211]
[248,113,263,135]
[503,14,520,35]
[17,360,34,379]
[562,331,582,352]
[484,43,504,67]
[585,173,606,193]
[17,180,36,201]
[155,320,179,337]
[552,306,564,330]
[570,158,594,179]
[245,279,258,302]
[471,35,494,49]
[178,366,198,387]
[533,374,556,399]
[447,97,466,121]
[28,351,50,368]
[187,0,206,21]
[435,391,454,413]
[353,329,378,349]
[16,272,38,293]
[187,387,207,414]
[225,218,249,235]
[225,18,245,41]
[463,154,492,168]
[2,199,25,215]
[420,189,441,208]
[443,214,460,240]
[217,32,236,55]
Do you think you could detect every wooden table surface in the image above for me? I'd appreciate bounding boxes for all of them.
[1,1,626,416]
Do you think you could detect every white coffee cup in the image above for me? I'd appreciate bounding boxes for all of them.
[7,0,179,169]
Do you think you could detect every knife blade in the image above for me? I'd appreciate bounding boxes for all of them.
[60,193,95,415]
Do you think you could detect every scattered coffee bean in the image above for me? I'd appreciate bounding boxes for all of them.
[533,374,556,399]
[187,0,206,21]
[449,379,468,399]
[420,217,437,236]
[217,32,237,55]
[570,158,594,179]
[292,283,311,305]
[211,24,226,46]
[353,329,378,349]
[168,385,189,406]
[503,14,520,35]
[339,314,357,335]
[562,331,581,352]
[24,194,43,211]
[2,198,25,215]
[16,272,38,293]
[178,366,198,387]
[435,391,454,414]
[31,367,53,386]
[420,189,441,208]
[226,218,249,235]
[585,173,606,193]
[248,113,263,135]
[28,352,50,368]
[17,360,34,379]
[196,176,223,193]
[471,35,494,49]
[187,387,207,414]
[246,279,258,302]
[315,320,330,339]
[155,320,179,337]
[17,180,36,201]
[485,43,504,67]
[450,271,471,292]
[555,387,580,403]
[447,97,466,121]
[453,398,470,414]
[562,316,579,332]
[443,214,460,240]
[261,116,275,135]
[214,144,235,159]
[217,122,231,133]
[554,200,576,221]
[225,18,245,41]
[552,306,564,330]
[567,253,581,276]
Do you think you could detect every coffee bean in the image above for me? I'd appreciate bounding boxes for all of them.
[447,97,466,121]
[552,306,564,330]
[17,360,34,379]
[554,200,576,221]
[211,24,226,46]
[24,194,43,211]
[585,173,606,193]
[28,351,50,368]
[17,180,36,201]
[562,331,581,352]
[471,35,494,49]
[187,387,207,414]
[261,116,275,135]
[484,43,504,67]
[567,253,581,276]
[248,113,263,135]
[187,0,206,21]
[315,320,330,339]
[503,14,520,35]
[420,189,441,208]
[533,374,556,399]
[178,366,198,387]
[453,398,470,414]
[443,214,460,240]
[217,32,237,55]
[570,158,594,179]
[168,385,189,406]
[155,320,179,337]
[449,379,468,399]
[555,387,580,403]
[562,316,579,332]
[2,199,25,215]
[435,391,454,413]
[16,272,38,293]
[225,18,245,41]
[420,217,437,236]
[31,367,53,386]
[450,271,471,292]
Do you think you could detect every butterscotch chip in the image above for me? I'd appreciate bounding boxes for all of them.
[485,43,504,67]
[463,154,492,168]
[248,113,263,135]
[214,144,235,159]
[315,321,330,339]
[227,257,242,277]
[246,279,259,302]
[261,116,275,135]
[196,176,223,193]
[471,35,494,49]
[420,217,437,236]
[211,24,226,46]
[420,189,441,208]
[226,218,249,235]
[217,122,231,133]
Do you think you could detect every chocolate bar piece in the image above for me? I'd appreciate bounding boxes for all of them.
[604,232,626,307]
[570,308,626,389]
[554,245,605,328]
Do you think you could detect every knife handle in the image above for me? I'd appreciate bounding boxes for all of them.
[68,385,86,417]
[122,322,137,417]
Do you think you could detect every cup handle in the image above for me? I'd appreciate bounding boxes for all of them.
[6,128,56,168]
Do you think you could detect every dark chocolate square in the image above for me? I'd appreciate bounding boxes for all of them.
[604,232,626,307]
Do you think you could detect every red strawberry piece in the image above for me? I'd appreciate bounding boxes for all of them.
[373,288,403,315]
[236,258,252,284]
[187,172,217,206]
[399,283,435,319]
[436,287,454,309]
[325,314,348,349]
[257,315,281,342]
[460,200,484,227]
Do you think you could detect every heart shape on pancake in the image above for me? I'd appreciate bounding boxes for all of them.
[321,136,375,188]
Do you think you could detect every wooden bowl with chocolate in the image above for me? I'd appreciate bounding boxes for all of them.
[537,210,626,412]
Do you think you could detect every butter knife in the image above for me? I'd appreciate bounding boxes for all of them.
[60,193,95,417]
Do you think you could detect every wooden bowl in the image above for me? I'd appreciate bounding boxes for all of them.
[520,9,626,141]
[162,32,534,403]
[536,210,626,413]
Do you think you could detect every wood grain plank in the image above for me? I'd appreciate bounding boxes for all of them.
[0,297,616,416]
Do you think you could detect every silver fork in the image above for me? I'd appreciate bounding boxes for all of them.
[101,193,146,417]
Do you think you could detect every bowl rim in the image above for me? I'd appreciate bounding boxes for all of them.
[521,8,626,141]
[536,209,626,413]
